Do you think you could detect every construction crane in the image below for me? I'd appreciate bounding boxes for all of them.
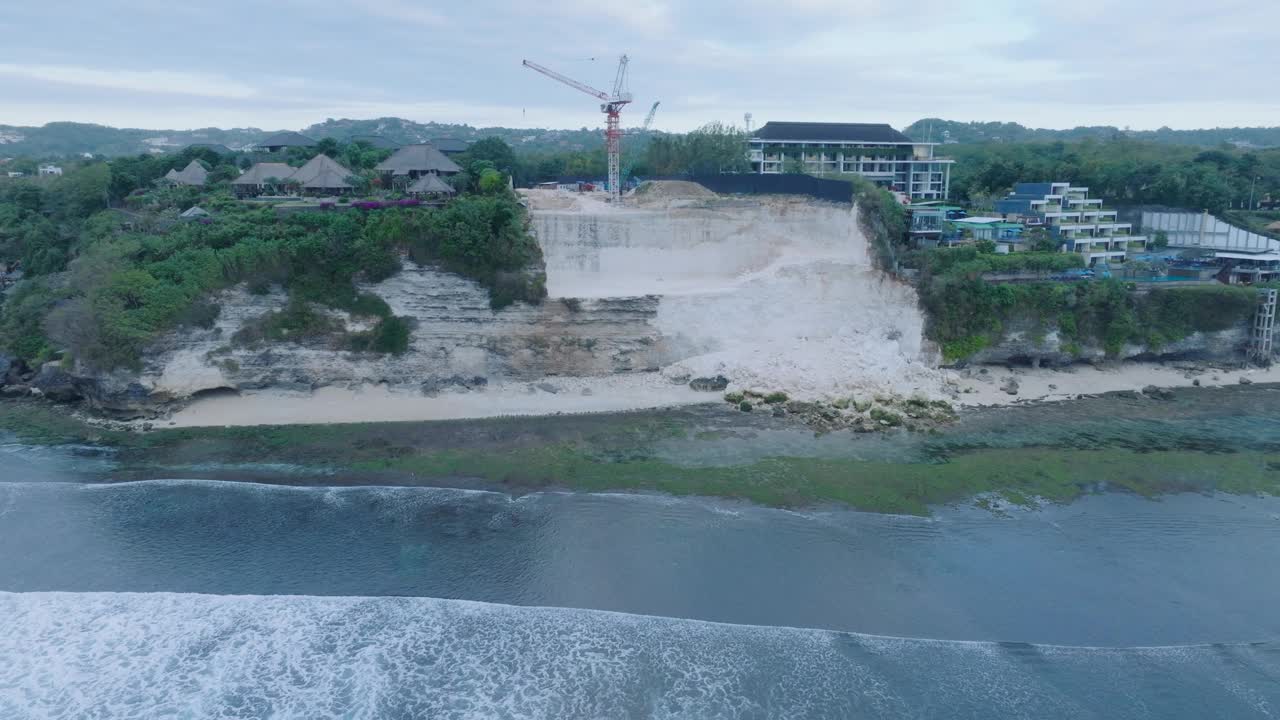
[641,101,660,131]
[620,102,660,189]
[523,55,632,200]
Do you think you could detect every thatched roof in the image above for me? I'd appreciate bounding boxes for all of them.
[407,174,456,194]
[257,131,316,149]
[291,154,354,189]
[165,160,208,186]
[376,144,462,176]
[232,162,296,186]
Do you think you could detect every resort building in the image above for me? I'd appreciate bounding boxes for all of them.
[949,217,1025,252]
[376,143,462,187]
[161,160,208,187]
[995,182,1145,266]
[289,154,355,195]
[428,138,471,156]
[256,131,317,153]
[37,164,63,176]
[231,156,355,197]
[747,121,953,201]
[232,162,296,196]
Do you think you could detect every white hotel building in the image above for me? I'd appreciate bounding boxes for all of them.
[747,121,953,200]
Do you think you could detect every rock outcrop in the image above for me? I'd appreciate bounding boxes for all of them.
[962,317,1250,367]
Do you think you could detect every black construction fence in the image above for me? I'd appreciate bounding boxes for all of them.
[647,174,854,205]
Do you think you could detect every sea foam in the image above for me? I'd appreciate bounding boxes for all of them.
[1,591,1277,719]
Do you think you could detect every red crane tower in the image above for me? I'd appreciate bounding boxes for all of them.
[522,55,632,201]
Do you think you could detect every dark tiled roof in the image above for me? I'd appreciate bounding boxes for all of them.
[754,122,914,144]
[184,143,232,154]
[349,135,400,150]
[428,138,470,153]
[257,131,317,149]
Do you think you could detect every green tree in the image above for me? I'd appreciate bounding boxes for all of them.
[478,168,506,195]
[315,137,340,158]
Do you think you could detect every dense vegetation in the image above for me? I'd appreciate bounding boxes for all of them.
[910,246,1260,361]
[945,138,1280,215]
[905,118,1280,148]
[0,141,545,371]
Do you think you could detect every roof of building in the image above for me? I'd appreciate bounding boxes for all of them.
[232,162,297,185]
[753,121,914,144]
[185,142,233,154]
[407,174,456,194]
[165,160,208,186]
[376,144,462,176]
[257,131,317,149]
[349,135,400,150]
[428,138,470,153]
[290,154,355,189]
[180,206,211,218]
[953,216,1007,224]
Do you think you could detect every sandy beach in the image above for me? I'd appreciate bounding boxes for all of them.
[149,357,1280,429]
[952,361,1280,407]
[160,374,712,428]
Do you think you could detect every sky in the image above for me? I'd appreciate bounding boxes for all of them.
[1,0,1277,134]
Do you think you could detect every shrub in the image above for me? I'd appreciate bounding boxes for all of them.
[347,315,412,354]
[233,300,343,347]
[869,407,903,426]
[763,391,789,404]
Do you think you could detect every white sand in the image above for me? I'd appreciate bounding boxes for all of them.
[953,362,1280,407]
[163,375,712,428]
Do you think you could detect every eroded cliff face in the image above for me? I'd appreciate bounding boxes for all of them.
[964,318,1250,367]
[69,186,943,416]
[136,266,665,405]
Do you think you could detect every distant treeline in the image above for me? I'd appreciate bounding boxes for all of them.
[946,139,1280,214]
[905,118,1280,148]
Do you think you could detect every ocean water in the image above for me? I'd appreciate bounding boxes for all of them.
[3,592,1278,720]
[3,404,1280,718]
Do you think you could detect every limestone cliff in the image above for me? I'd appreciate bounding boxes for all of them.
[30,185,945,417]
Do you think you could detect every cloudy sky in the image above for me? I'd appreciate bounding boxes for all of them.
[1,0,1276,133]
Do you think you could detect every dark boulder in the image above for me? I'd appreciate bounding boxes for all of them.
[32,362,83,403]
[1141,384,1175,400]
[689,375,729,392]
[0,352,27,386]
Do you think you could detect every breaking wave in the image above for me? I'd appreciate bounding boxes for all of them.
[2,591,1277,719]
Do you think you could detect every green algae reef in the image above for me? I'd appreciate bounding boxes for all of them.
[2,399,1277,516]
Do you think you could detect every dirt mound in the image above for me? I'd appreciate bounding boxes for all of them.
[631,180,716,202]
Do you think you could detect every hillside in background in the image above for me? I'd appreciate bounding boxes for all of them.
[904,119,1280,148]
[5,115,1279,160]
[0,118,618,159]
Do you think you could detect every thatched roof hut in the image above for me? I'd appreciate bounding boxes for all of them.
[163,160,208,186]
[232,162,296,187]
[375,143,461,178]
[291,154,354,192]
[407,174,456,196]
